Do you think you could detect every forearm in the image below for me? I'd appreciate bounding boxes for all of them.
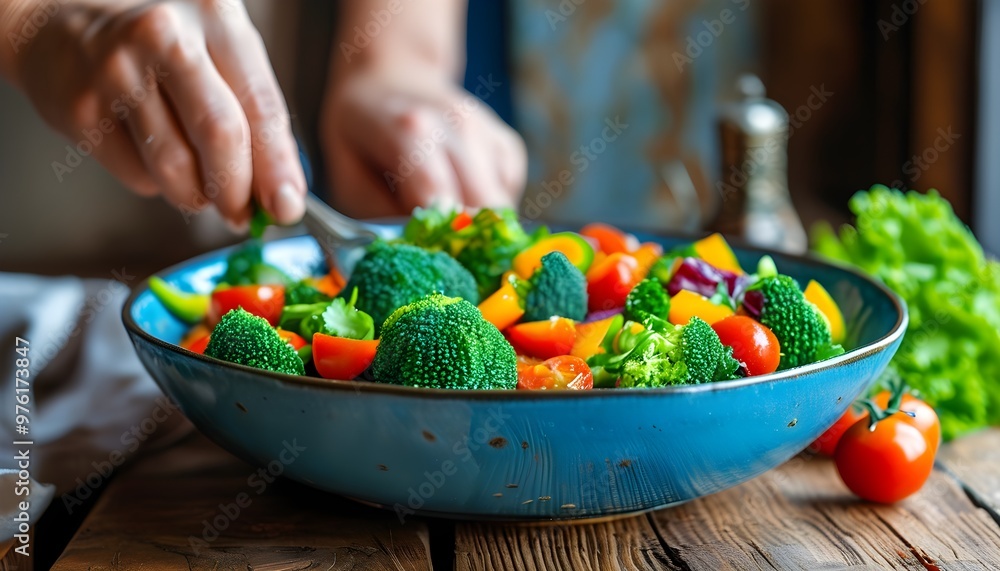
[330,0,466,81]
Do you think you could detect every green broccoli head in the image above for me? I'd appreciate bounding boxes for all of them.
[624,279,670,323]
[752,275,843,370]
[204,308,304,375]
[454,208,533,299]
[671,316,741,383]
[343,241,478,334]
[593,316,739,388]
[370,294,517,390]
[523,251,588,322]
[429,250,479,305]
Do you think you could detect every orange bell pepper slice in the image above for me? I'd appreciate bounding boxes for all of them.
[478,280,525,331]
[571,316,617,360]
[668,289,734,326]
[505,317,576,360]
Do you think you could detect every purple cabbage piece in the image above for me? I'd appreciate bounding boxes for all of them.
[667,257,751,302]
[742,289,764,320]
[584,307,623,323]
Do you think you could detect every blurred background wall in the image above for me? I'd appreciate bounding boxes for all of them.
[0,0,994,279]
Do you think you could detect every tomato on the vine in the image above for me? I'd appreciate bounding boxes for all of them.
[834,394,940,503]
[872,391,941,453]
[711,315,780,376]
[517,356,593,390]
[809,403,867,456]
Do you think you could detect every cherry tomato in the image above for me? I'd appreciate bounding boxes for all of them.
[579,223,639,255]
[586,253,642,313]
[872,391,941,453]
[506,318,576,360]
[209,285,285,326]
[809,404,867,456]
[517,356,594,390]
[835,402,939,503]
[312,333,379,380]
[711,315,780,376]
[276,328,307,350]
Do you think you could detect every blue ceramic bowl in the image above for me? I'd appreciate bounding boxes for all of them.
[123,233,906,521]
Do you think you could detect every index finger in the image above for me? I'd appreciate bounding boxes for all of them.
[202,2,307,225]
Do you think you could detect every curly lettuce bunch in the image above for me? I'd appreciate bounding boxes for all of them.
[812,185,1000,440]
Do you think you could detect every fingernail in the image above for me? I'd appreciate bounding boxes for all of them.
[273,183,305,224]
[225,217,249,234]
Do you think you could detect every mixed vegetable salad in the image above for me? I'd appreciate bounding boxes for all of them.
[151,207,848,391]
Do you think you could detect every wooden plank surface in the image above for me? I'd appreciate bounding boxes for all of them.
[0,537,30,571]
[456,515,682,571]
[456,450,1000,570]
[54,428,1000,570]
[937,428,1000,519]
[51,434,431,571]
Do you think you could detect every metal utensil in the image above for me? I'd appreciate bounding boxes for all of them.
[301,193,400,273]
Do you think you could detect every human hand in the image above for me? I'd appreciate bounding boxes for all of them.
[320,66,526,218]
[4,0,306,227]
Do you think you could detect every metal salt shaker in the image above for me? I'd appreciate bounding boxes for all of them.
[711,75,807,254]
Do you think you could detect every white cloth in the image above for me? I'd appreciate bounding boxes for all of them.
[0,272,192,534]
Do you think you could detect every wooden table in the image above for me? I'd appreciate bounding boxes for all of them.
[50,429,1000,570]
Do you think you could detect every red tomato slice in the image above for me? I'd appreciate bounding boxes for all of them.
[579,223,639,255]
[312,333,379,380]
[209,285,285,326]
[505,318,576,360]
[586,253,642,313]
[517,356,594,390]
[711,315,780,376]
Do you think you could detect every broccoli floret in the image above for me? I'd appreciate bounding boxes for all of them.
[404,207,534,298]
[522,251,588,322]
[284,280,332,306]
[429,250,479,304]
[454,209,534,299]
[342,241,478,334]
[220,240,291,286]
[624,279,670,323]
[204,308,304,375]
[590,316,739,388]
[751,275,844,370]
[370,294,517,390]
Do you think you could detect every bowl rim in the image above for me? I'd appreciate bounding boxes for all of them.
[121,231,908,400]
